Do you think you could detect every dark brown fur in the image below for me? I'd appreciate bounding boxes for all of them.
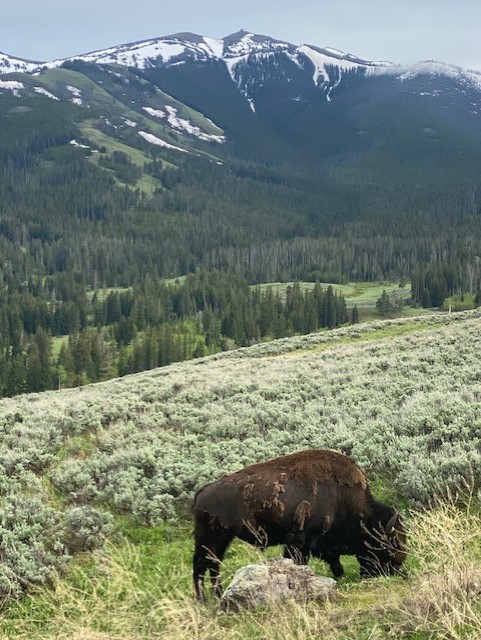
[193,449,406,601]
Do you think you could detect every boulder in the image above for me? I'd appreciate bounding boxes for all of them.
[220,558,336,613]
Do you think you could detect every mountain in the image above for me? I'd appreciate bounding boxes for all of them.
[0,51,41,74]
[0,30,481,290]
[2,30,481,168]
[1,30,481,398]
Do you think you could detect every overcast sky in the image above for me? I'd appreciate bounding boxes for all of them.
[2,0,481,71]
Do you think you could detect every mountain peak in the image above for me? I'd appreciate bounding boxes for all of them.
[163,32,206,44]
[0,30,477,87]
[223,29,251,41]
[0,51,44,75]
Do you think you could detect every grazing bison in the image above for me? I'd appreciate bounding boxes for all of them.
[193,449,406,601]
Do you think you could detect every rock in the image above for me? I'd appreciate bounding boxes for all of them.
[219,557,336,613]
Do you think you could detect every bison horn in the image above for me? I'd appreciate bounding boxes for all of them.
[385,512,399,535]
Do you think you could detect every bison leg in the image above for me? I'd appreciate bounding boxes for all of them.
[282,527,308,565]
[193,545,208,603]
[207,534,233,598]
[321,550,345,577]
[193,525,234,601]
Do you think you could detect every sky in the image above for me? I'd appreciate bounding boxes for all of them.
[2,0,481,71]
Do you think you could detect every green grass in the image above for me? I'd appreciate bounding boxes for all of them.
[253,281,411,305]
[279,320,434,359]
[51,336,68,359]
[79,121,162,195]
[251,280,436,324]
[3,501,480,640]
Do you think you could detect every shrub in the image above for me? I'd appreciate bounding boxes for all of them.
[62,507,113,553]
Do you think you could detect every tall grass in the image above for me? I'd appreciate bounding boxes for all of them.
[4,499,481,640]
[392,494,481,639]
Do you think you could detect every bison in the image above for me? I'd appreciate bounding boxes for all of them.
[193,449,406,601]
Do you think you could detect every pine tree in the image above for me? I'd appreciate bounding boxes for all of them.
[376,290,392,316]
[351,305,359,324]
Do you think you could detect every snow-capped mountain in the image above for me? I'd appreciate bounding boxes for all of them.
[1,27,481,292]
[3,30,481,104]
[38,30,480,104]
[0,51,41,75]
[1,29,481,170]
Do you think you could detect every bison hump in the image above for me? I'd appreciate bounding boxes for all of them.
[241,449,367,490]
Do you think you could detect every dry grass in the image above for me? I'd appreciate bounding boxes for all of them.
[388,495,481,639]
[3,498,481,640]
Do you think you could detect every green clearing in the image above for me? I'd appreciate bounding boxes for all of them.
[32,68,117,107]
[79,121,163,194]
[253,281,411,306]
[253,280,426,323]
[51,335,68,359]
[279,320,435,359]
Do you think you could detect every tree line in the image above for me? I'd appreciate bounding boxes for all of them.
[0,271,349,397]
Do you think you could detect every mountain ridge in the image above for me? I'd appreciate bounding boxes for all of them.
[1,29,478,82]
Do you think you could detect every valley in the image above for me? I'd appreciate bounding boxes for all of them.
[1,26,481,638]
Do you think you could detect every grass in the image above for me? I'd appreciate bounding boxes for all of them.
[279,320,434,360]
[252,280,438,324]
[2,310,481,638]
[34,69,102,93]
[79,121,162,195]
[252,281,410,304]
[52,335,68,359]
[3,499,480,639]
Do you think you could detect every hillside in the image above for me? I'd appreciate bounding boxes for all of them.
[1,309,481,637]
[1,31,481,291]
[2,31,481,401]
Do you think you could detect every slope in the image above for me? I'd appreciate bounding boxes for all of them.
[0,309,480,608]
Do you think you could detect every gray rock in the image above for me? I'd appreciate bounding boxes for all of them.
[220,557,337,613]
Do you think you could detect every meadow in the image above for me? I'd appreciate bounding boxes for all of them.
[1,309,481,638]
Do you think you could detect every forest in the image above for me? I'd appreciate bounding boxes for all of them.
[0,271,349,396]
[1,88,481,396]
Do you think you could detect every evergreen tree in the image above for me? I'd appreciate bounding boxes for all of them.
[376,290,393,316]
[351,305,360,324]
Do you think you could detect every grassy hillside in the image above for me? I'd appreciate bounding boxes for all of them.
[1,310,481,637]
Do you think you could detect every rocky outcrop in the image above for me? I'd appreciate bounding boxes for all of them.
[220,558,336,613]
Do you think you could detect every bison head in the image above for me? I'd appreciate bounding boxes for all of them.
[360,507,407,577]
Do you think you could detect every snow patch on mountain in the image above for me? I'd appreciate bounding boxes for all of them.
[0,53,40,75]
[224,56,258,112]
[69,139,90,149]
[223,31,292,59]
[66,85,82,105]
[0,80,24,90]
[370,60,481,91]
[142,105,225,142]
[138,130,189,152]
[33,86,59,100]
[143,106,166,119]
[299,44,377,87]
[298,46,331,84]
[202,37,224,59]
[74,39,187,68]
[0,79,24,96]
